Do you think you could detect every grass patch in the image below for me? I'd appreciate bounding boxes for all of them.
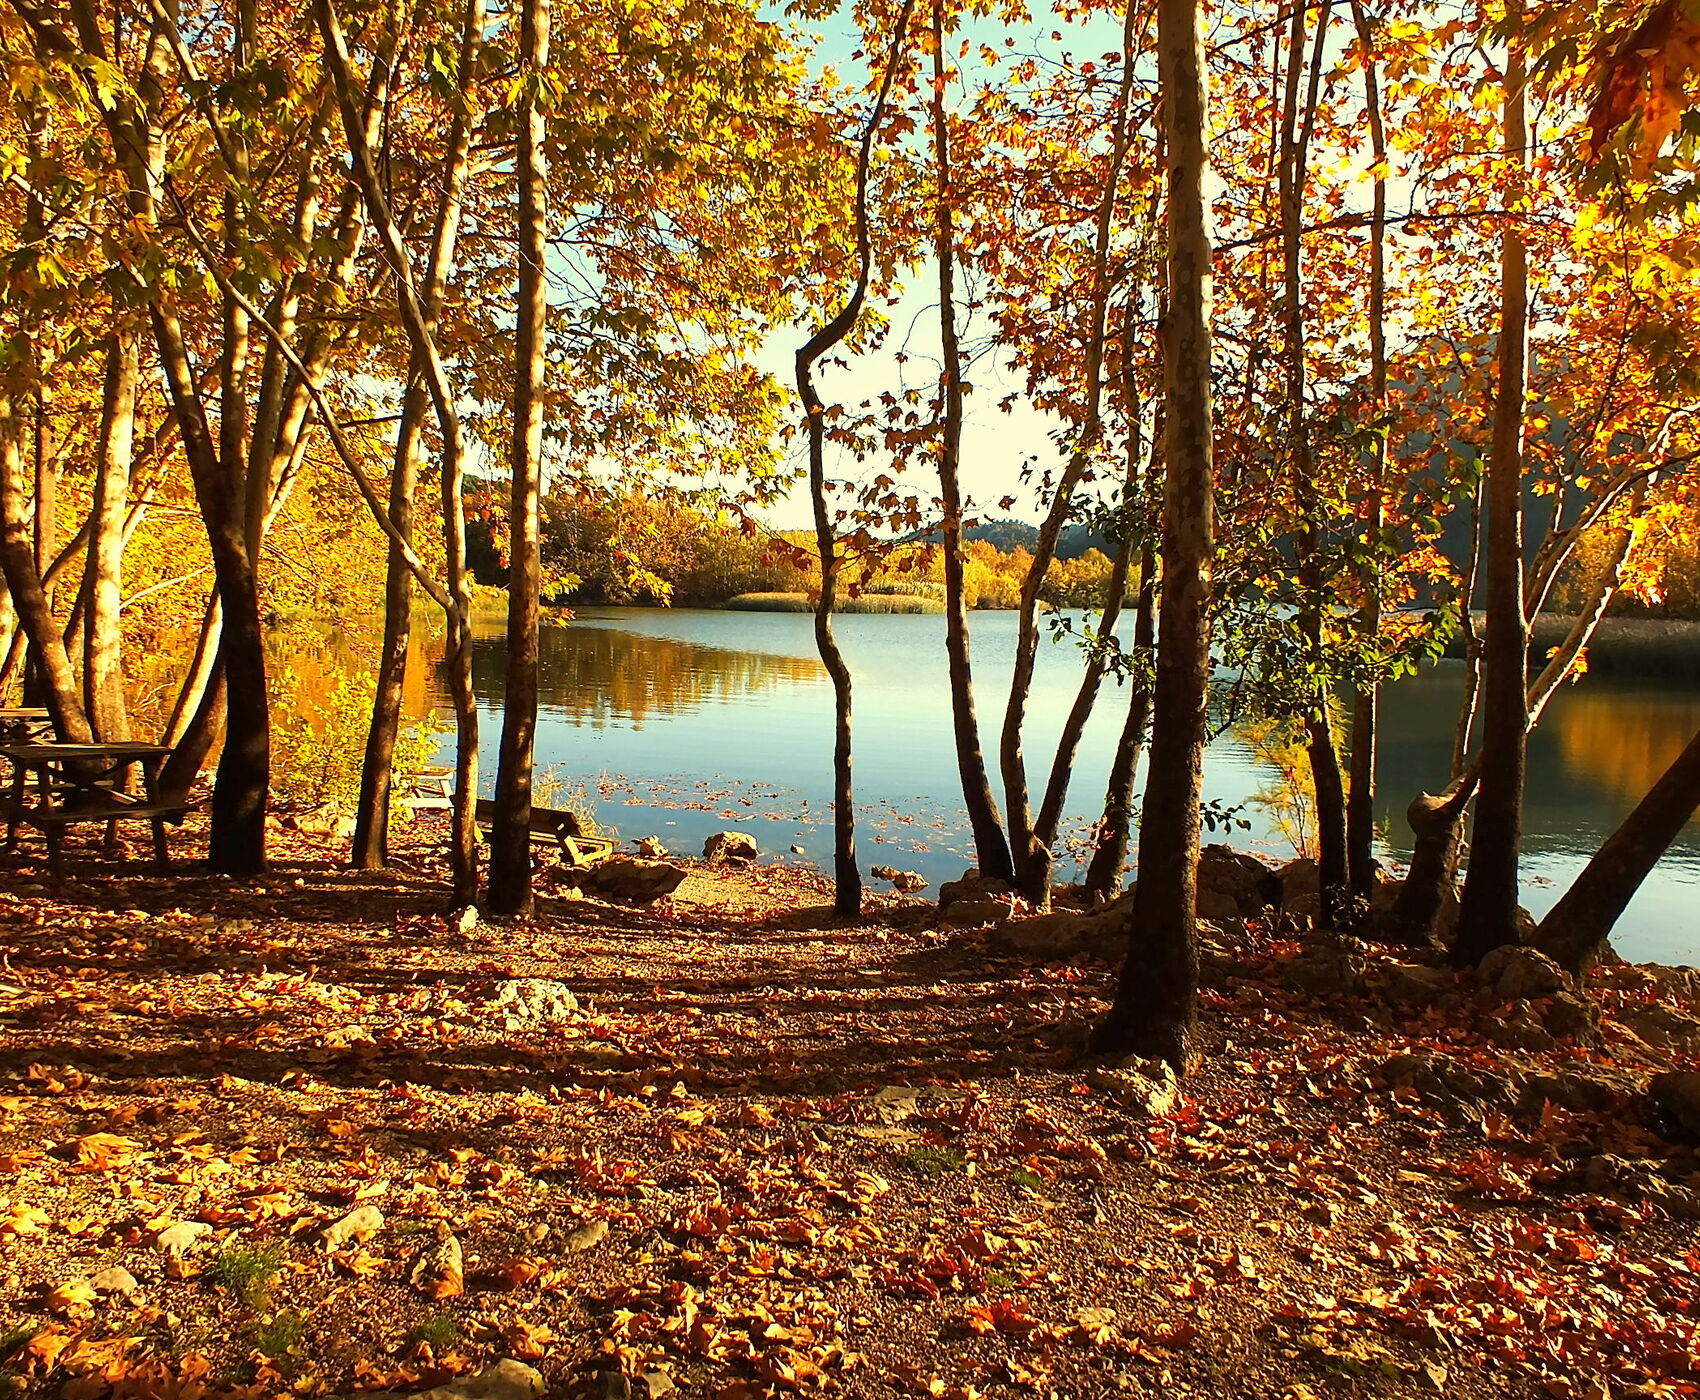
[253,1310,307,1360]
[904,1144,968,1178]
[857,579,948,601]
[725,592,812,612]
[0,1326,38,1359]
[725,591,946,614]
[407,1316,462,1350]
[205,1244,285,1306]
[1008,1167,1046,1194]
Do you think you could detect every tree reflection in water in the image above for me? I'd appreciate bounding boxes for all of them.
[464,616,821,730]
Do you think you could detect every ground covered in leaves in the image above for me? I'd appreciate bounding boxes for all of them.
[0,819,1696,1400]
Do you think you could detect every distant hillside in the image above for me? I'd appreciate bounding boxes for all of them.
[908,517,1114,560]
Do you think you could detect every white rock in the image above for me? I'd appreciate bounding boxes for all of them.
[562,1218,609,1253]
[321,1204,384,1249]
[153,1221,212,1255]
[88,1266,139,1295]
[490,978,580,1026]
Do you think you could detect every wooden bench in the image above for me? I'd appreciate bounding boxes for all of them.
[473,797,613,868]
[399,766,454,811]
[0,742,185,878]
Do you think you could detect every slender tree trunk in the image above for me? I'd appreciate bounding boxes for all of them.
[1084,542,1158,899]
[1278,0,1347,926]
[998,0,1139,903]
[489,0,551,916]
[0,393,93,743]
[1034,464,1141,852]
[165,596,222,745]
[929,0,1014,886]
[21,98,53,714]
[352,0,477,869]
[317,0,484,902]
[810,529,860,914]
[1345,0,1388,910]
[153,304,270,874]
[1090,0,1214,1071]
[84,333,137,743]
[354,374,425,869]
[792,0,915,915]
[0,576,15,699]
[1455,0,1530,965]
[1536,726,1700,974]
[1038,326,1154,852]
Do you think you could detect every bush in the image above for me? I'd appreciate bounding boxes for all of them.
[270,664,446,812]
[838,594,945,614]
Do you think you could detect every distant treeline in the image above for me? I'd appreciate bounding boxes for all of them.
[467,489,1128,610]
[465,484,1700,621]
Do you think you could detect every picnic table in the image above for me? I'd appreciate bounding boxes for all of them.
[0,707,52,744]
[0,742,185,877]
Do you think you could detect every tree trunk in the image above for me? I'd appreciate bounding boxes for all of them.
[1089,0,1214,1071]
[928,0,1014,887]
[1277,0,1347,926]
[153,304,269,875]
[997,0,1139,904]
[351,0,475,871]
[84,333,137,743]
[791,0,915,915]
[353,372,424,870]
[1034,472,1140,852]
[489,0,551,916]
[1536,726,1700,974]
[317,0,483,903]
[1384,772,1474,947]
[0,392,93,743]
[1345,0,1388,910]
[812,554,860,914]
[1455,0,1530,965]
[1083,543,1157,900]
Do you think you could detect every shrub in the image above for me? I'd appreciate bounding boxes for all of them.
[270,664,446,812]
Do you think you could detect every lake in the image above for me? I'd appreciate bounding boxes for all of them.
[438,607,1700,966]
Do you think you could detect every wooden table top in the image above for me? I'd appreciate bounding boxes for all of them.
[0,742,173,761]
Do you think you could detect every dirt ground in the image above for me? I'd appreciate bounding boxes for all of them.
[0,816,1695,1400]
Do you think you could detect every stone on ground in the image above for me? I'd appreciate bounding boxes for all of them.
[583,857,689,903]
[871,864,929,893]
[1088,1057,1181,1117]
[703,830,759,864]
[1476,943,1571,1002]
[489,978,581,1027]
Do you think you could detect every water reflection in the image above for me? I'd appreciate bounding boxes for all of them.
[425,608,1696,965]
[1377,663,1700,857]
[468,613,821,730]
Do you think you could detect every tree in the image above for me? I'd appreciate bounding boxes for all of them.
[1091,0,1215,1071]
[344,0,484,880]
[1453,0,1533,964]
[1345,0,1389,909]
[795,0,917,916]
[488,0,552,917]
[928,0,1015,889]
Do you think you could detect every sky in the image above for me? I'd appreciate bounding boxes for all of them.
[750,281,1069,532]
[743,1,1136,531]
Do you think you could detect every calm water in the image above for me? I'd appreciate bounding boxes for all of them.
[436,607,1699,965]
